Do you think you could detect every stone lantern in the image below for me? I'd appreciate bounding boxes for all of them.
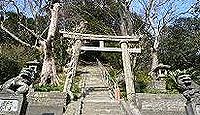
[25,60,40,90]
[26,60,40,73]
[151,63,171,91]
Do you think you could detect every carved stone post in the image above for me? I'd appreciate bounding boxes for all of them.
[99,41,104,48]
[121,41,135,100]
[63,39,82,100]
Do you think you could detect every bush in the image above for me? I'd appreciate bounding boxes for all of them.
[34,84,64,92]
[71,76,82,100]
[0,44,40,84]
[135,70,152,93]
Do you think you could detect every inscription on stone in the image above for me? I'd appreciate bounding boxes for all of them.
[0,99,19,113]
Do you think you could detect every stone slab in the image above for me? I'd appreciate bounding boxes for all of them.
[26,92,67,115]
[0,92,24,115]
[136,93,187,115]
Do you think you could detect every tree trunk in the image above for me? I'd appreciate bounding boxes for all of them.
[40,3,60,85]
[118,2,141,114]
[150,33,159,80]
[151,48,159,72]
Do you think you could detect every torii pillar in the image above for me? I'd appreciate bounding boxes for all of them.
[63,39,82,100]
[121,41,135,101]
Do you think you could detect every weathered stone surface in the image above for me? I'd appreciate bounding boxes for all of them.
[136,93,187,115]
[26,92,67,115]
[78,66,126,115]
[176,74,200,115]
[0,92,24,115]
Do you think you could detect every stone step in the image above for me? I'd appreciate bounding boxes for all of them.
[84,97,112,101]
[85,94,111,98]
[83,102,120,108]
[86,92,112,97]
[85,82,105,85]
[141,110,186,115]
[85,80,103,83]
[77,66,126,115]
[82,109,124,115]
[83,106,122,111]
[85,87,110,91]
[84,99,117,103]
[64,101,79,115]
[86,90,111,95]
[86,82,106,87]
[86,78,102,81]
[84,100,119,104]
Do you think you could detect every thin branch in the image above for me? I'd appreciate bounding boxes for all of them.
[27,0,37,19]
[156,0,171,7]
[127,0,134,7]
[39,26,49,37]
[18,22,46,41]
[18,22,39,38]
[70,2,116,35]
[0,23,31,47]
[10,1,20,15]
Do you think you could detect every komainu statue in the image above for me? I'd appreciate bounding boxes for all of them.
[177,74,200,102]
[0,62,39,95]
[177,74,200,115]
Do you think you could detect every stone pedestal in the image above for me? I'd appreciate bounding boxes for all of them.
[26,92,67,115]
[185,100,200,115]
[0,92,24,115]
[150,64,170,91]
[149,79,166,92]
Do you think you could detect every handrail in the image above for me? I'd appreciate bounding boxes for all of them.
[74,76,86,115]
[96,58,119,99]
[96,58,140,115]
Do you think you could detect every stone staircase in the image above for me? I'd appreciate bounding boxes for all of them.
[66,65,188,115]
[80,65,126,115]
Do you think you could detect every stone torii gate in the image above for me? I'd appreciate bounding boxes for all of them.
[60,31,142,101]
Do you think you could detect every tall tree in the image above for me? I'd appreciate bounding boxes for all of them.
[132,0,195,77]
[0,0,60,85]
[160,17,200,70]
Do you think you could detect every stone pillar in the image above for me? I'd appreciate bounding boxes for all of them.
[63,39,82,100]
[99,41,104,48]
[121,41,135,100]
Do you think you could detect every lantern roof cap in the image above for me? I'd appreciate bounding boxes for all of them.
[152,63,171,72]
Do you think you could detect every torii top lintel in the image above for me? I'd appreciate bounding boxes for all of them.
[60,31,142,42]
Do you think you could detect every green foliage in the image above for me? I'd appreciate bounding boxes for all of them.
[0,44,40,85]
[54,38,70,67]
[143,88,179,94]
[101,42,123,69]
[34,73,65,92]
[0,56,21,85]
[134,70,180,94]
[108,68,120,82]
[135,70,152,93]
[159,17,200,70]
[167,68,200,85]
[71,76,82,100]
[120,90,127,100]
[34,84,63,92]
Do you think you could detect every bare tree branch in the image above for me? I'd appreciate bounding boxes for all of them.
[18,22,47,43]
[39,26,49,37]
[18,22,39,38]
[0,23,31,47]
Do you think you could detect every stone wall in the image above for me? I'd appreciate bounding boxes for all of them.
[0,92,24,115]
[26,92,67,115]
[136,93,187,115]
